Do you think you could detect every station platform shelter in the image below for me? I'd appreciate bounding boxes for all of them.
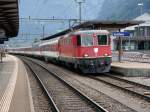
[0,0,19,62]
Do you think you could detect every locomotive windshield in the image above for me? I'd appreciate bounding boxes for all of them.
[81,35,93,46]
[97,35,108,45]
[77,35,93,46]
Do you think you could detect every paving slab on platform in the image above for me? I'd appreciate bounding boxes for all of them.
[111,61,150,77]
[0,55,15,102]
[0,55,34,112]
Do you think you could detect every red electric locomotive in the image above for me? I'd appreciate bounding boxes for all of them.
[58,30,111,73]
[9,30,111,73]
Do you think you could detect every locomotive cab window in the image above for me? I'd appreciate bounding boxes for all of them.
[77,35,81,46]
[97,35,108,45]
[81,35,93,46]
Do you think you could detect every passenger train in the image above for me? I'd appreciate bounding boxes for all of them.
[9,30,112,73]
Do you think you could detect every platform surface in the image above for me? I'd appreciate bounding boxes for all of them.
[112,61,150,69]
[111,61,150,77]
[0,55,33,112]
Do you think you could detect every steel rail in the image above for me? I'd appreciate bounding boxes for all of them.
[105,73,150,90]
[21,58,60,112]
[25,57,109,112]
[88,75,150,102]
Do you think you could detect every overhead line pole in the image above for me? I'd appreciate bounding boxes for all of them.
[138,2,144,16]
[74,0,85,24]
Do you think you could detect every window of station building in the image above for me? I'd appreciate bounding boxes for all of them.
[97,35,108,45]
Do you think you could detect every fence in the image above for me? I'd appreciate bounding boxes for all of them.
[112,51,150,63]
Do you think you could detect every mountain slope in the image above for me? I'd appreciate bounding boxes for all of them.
[98,0,150,20]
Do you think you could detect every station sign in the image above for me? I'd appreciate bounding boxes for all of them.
[112,32,130,37]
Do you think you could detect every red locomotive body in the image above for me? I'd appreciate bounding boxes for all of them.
[58,30,111,73]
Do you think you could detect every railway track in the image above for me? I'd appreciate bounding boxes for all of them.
[21,57,108,112]
[25,57,139,112]
[88,73,150,102]
[25,61,55,112]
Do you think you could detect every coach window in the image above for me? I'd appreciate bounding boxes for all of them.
[64,40,66,45]
[47,46,49,50]
[67,39,69,45]
[68,39,70,45]
[65,39,67,45]
[97,35,108,45]
[66,39,68,45]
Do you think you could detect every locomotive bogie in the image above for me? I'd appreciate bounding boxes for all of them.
[75,57,111,73]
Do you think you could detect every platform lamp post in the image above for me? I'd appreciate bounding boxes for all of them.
[74,0,85,24]
[40,22,45,40]
[137,3,143,50]
[118,29,122,62]
[42,25,45,39]
[138,3,144,16]
[0,47,2,62]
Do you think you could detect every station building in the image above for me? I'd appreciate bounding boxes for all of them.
[114,13,150,51]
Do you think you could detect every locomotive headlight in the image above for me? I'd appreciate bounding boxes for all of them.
[84,54,89,57]
[104,53,109,56]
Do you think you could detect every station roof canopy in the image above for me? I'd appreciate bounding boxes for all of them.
[42,20,143,40]
[75,20,144,29]
[0,0,19,40]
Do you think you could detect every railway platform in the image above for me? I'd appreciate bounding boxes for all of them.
[0,55,33,112]
[111,61,150,77]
